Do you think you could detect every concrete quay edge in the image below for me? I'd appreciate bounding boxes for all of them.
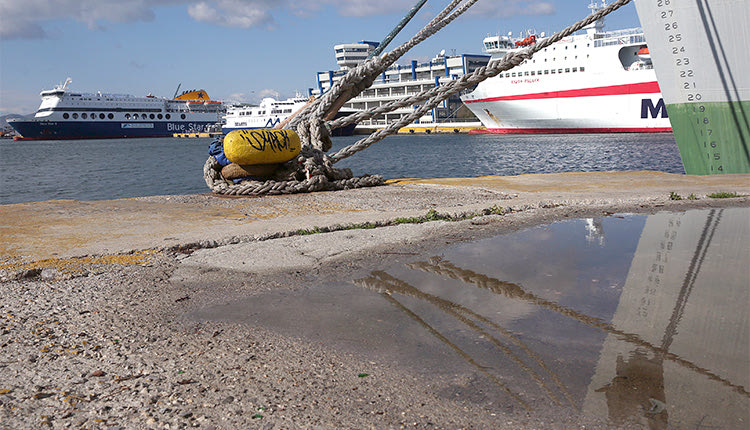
[2,171,748,271]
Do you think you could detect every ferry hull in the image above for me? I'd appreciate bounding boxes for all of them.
[634,0,750,174]
[10,119,217,141]
[464,90,671,134]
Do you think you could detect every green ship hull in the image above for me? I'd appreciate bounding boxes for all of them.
[667,100,750,175]
[634,0,750,174]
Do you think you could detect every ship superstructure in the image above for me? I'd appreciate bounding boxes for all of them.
[461,1,672,134]
[222,95,356,136]
[8,79,224,140]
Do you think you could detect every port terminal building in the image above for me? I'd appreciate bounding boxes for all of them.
[310,41,490,133]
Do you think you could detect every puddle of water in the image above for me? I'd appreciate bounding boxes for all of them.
[190,207,749,428]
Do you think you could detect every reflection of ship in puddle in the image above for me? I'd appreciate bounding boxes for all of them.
[583,208,749,429]
[354,208,748,426]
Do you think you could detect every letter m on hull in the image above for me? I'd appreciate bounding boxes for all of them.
[641,98,669,119]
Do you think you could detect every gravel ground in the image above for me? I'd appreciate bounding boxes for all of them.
[1,252,593,430]
[1,178,748,429]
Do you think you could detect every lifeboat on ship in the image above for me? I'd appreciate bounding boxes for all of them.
[637,47,651,60]
[515,34,536,47]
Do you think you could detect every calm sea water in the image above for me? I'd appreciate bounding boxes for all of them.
[0,133,683,204]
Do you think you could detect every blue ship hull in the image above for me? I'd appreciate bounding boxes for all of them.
[9,119,216,140]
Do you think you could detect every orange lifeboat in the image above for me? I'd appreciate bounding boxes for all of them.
[637,47,651,59]
[515,34,536,47]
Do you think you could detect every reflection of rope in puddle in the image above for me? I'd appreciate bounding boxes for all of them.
[376,290,532,411]
[408,257,749,398]
[355,271,577,411]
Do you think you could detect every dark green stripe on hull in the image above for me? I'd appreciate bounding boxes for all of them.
[667,101,750,175]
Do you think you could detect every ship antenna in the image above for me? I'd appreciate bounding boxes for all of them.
[173,83,181,99]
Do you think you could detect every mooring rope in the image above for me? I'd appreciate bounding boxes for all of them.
[205,0,631,195]
[327,0,632,162]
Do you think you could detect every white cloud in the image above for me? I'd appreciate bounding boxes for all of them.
[187,0,276,29]
[225,88,279,104]
[1,0,556,39]
[467,1,555,19]
[0,0,167,38]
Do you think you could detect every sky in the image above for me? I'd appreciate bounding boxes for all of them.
[0,0,642,116]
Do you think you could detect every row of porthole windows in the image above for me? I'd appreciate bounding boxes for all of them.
[61,113,187,120]
[502,66,585,78]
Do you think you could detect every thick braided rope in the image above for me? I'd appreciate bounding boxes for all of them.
[290,0,477,146]
[329,0,632,162]
[204,0,630,195]
[203,152,384,196]
[293,0,471,125]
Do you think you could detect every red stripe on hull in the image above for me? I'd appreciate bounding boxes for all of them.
[464,81,662,103]
[469,127,673,135]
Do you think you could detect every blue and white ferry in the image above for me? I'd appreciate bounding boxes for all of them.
[8,78,224,140]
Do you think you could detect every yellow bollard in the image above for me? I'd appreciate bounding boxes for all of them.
[223,129,301,165]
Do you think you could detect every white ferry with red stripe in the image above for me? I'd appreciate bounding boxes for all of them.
[461,1,672,134]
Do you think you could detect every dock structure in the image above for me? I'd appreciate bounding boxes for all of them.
[2,171,748,263]
[353,123,485,135]
[173,132,223,138]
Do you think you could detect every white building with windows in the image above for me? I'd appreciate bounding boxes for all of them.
[311,41,490,132]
